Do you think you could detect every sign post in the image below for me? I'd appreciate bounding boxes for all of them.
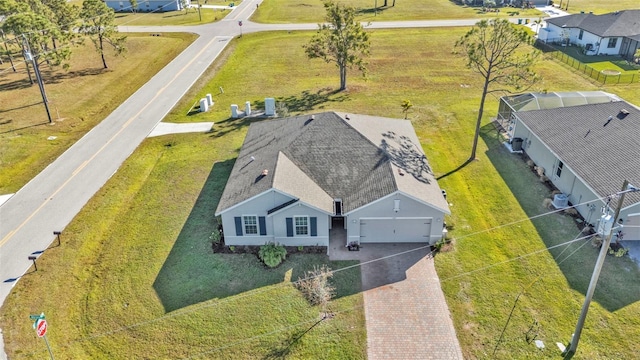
[30,313,55,360]
[238,20,243,37]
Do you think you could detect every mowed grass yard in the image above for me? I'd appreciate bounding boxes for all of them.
[0,33,197,194]
[253,0,543,23]
[562,0,640,14]
[2,27,640,358]
[114,0,232,26]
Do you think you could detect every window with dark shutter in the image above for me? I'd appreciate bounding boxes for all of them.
[234,217,243,236]
[310,217,317,237]
[286,218,293,237]
[259,216,266,235]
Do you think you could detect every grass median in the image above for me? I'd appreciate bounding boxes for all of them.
[2,27,640,358]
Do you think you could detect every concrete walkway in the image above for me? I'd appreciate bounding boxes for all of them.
[329,223,463,359]
[147,122,214,137]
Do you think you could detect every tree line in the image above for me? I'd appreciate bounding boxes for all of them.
[0,0,126,79]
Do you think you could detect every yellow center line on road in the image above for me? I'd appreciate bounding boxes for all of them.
[0,35,222,249]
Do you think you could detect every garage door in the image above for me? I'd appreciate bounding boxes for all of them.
[625,214,640,241]
[360,218,431,243]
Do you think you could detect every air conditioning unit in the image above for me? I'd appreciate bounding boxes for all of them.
[552,193,569,209]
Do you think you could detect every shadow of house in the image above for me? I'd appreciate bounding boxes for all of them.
[480,123,640,311]
[152,159,361,312]
[152,159,234,312]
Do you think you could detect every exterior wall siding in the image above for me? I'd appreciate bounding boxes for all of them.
[220,190,329,247]
[345,192,445,245]
[220,190,294,246]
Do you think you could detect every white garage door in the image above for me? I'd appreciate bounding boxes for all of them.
[625,214,640,241]
[360,218,431,243]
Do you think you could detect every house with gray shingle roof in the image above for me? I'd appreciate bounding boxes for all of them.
[214,112,450,248]
[538,10,640,58]
[502,95,640,241]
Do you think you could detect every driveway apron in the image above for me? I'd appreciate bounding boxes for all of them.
[330,240,463,359]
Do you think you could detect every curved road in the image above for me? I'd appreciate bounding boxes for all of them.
[0,0,546,356]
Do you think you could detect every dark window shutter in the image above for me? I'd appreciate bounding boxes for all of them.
[259,216,266,235]
[234,217,243,236]
[286,217,293,237]
[310,217,317,237]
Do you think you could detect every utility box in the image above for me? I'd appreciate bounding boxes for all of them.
[206,94,213,107]
[231,104,239,118]
[199,98,209,112]
[245,101,251,116]
[265,98,276,116]
[597,214,613,236]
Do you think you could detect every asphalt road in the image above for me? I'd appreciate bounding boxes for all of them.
[0,2,540,356]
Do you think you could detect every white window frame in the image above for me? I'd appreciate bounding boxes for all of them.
[294,216,309,236]
[242,215,259,235]
[607,37,617,48]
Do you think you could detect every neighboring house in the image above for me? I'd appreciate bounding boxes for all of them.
[538,10,640,58]
[498,92,640,241]
[214,112,450,249]
[104,0,186,12]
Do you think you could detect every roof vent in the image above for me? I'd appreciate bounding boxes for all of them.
[345,114,350,120]
[620,109,629,115]
[304,115,315,126]
[261,169,269,176]
[398,168,405,176]
[603,116,613,127]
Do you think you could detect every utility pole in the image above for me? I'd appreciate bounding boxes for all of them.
[565,180,638,358]
[22,35,52,124]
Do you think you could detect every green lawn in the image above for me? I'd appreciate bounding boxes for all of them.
[114,1,231,26]
[2,27,640,359]
[253,0,543,23]
[0,33,197,194]
[560,0,640,14]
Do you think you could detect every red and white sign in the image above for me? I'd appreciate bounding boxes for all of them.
[36,319,47,337]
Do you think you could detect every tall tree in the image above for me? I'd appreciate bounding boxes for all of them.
[79,0,126,69]
[455,19,540,161]
[304,0,370,91]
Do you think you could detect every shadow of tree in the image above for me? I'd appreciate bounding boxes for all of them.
[480,123,640,311]
[262,317,327,360]
[379,130,432,183]
[357,5,392,16]
[277,88,348,114]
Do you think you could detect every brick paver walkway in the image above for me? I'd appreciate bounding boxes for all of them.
[329,229,463,359]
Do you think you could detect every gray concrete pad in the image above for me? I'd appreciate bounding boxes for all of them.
[147,122,214,137]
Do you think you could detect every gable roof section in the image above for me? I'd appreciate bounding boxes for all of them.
[546,10,640,37]
[272,151,333,213]
[516,101,640,209]
[345,114,450,213]
[215,112,448,215]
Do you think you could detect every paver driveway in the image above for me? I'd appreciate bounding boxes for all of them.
[330,230,463,359]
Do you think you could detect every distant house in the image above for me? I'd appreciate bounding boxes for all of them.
[538,10,640,58]
[104,0,187,13]
[498,92,640,241]
[214,112,450,249]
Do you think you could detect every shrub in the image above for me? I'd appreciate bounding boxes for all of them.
[564,208,578,216]
[591,235,603,248]
[209,229,222,244]
[296,265,335,309]
[542,198,553,209]
[540,175,550,183]
[258,242,287,268]
[526,159,535,168]
[535,166,545,177]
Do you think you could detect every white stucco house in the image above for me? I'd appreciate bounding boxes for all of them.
[497,92,640,241]
[214,112,450,249]
[538,10,640,59]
